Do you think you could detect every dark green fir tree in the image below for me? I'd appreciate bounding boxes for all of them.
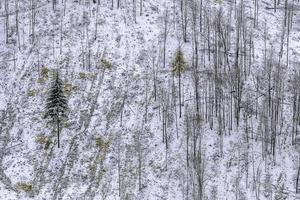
[44,71,68,148]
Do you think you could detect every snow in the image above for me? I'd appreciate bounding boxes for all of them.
[0,0,300,199]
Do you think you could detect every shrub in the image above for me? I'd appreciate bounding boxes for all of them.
[41,67,50,79]
[95,137,109,151]
[35,135,52,150]
[27,89,36,97]
[79,72,86,79]
[64,83,78,96]
[91,73,97,80]
[37,77,46,84]
[101,59,113,69]
[16,183,33,192]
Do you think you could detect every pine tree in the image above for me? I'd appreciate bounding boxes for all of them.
[44,71,68,148]
[172,50,186,75]
[172,49,187,118]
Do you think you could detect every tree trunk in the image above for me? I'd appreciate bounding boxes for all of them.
[57,116,60,148]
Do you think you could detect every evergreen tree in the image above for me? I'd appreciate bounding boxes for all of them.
[172,50,186,76]
[172,49,187,118]
[44,71,68,148]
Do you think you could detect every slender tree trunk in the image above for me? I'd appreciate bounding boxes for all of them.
[140,0,143,16]
[133,0,136,23]
[57,116,60,148]
[5,0,9,44]
[95,0,99,40]
[163,9,168,69]
[296,162,300,193]
[179,70,182,118]
[16,0,20,50]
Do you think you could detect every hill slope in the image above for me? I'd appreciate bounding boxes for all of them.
[1,0,300,199]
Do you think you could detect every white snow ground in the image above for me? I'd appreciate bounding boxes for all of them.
[0,0,300,199]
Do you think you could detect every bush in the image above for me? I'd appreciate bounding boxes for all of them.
[101,59,113,69]
[35,135,52,150]
[64,83,78,96]
[95,137,109,151]
[91,73,97,80]
[16,183,33,192]
[63,121,72,128]
[37,77,46,84]
[27,89,36,97]
[79,72,86,79]
[41,67,50,79]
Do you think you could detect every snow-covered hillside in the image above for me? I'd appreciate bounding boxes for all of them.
[1,0,300,199]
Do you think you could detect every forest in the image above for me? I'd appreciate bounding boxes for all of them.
[0,0,300,199]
